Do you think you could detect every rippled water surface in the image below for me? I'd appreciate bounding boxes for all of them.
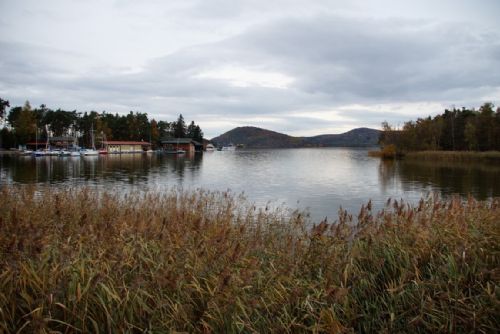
[1,148,498,222]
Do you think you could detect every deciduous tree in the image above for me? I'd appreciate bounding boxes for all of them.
[0,98,9,120]
[13,101,37,144]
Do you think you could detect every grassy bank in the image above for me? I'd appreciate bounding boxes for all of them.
[404,151,500,163]
[369,148,500,162]
[368,144,399,159]
[0,187,499,333]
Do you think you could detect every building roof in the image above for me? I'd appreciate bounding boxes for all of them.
[49,137,76,142]
[104,141,151,145]
[161,138,202,145]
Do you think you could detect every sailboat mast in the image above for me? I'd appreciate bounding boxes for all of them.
[45,125,49,150]
[91,124,95,150]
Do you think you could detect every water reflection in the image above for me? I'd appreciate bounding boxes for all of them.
[1,149,498,222]
[157,152,203,180]
[1,153,204,185]
[378,159,500,199]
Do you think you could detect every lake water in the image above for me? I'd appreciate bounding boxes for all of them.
[1,148,499,222]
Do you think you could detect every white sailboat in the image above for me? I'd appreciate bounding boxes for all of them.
[80,124,99,156]
[33,125,50,156]
[70,126,81,156]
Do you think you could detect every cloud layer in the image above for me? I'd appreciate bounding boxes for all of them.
[1,1,499,137]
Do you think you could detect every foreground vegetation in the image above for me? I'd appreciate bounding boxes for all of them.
[0,187,499,333]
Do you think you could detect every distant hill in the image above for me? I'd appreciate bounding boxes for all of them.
[304,128,381,147]
[211,126,380,148]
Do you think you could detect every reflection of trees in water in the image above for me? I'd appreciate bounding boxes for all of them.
[8,156,63,183]
[157,152,203,180]
[3,153,205,186]
[378,159,500,199]
[378,159,398,193]
[7,156,55,183]
[5,156,38,183]
[97,154,160,184]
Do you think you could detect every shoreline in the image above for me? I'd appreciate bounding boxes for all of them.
[404,150,500,162]
[369,149,500,162]
[0,149,18,155]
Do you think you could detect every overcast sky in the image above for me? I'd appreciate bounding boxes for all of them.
[1,0,499,137]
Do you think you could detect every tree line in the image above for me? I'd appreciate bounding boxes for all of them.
[380,102,500,152]
[0,99,203,149]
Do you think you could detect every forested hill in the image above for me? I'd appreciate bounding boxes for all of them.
[211,126,380,148]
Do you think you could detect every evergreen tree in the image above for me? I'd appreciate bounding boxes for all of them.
[477,103,495,151]
[186,120,204,142]
[157,121,172,139]
[187,121,196,138]
[173,114,186,138]
[193,125,203,142]
[43,108,78,137]
[0,127,16,148]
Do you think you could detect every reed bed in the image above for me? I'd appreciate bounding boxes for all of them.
[368,145,398,159]
[0,186,499,333]
[404,151,500,162]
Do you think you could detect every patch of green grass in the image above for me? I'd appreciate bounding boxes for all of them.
[0,187,498,333]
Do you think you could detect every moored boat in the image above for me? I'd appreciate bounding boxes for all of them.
[221,144,236,151]
[33,150,48,157]
[80,149,99,156]
[81,124,99,156]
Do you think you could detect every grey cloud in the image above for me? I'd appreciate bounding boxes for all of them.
[232,17,500,102]
[140,15,500,107]
[1,11,500,138]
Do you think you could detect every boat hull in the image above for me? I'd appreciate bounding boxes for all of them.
[80,149,99,156]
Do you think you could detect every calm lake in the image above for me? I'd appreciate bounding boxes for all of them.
[1,148,499,222]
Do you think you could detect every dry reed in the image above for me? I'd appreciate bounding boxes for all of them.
[368,145,399,159]
[0,186,498,333]
[404,151,500,162]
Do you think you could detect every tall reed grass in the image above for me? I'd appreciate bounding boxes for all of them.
[0,186,498,333]
[368,144,399,159]
[404,151,500,162]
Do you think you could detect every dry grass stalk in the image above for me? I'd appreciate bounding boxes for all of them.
[0,186,498,333]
